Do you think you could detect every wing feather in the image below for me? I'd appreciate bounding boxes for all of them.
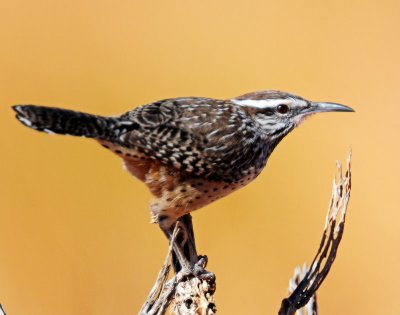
[116,98,263,181]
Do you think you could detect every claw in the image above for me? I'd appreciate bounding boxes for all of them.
[196,255,208,269]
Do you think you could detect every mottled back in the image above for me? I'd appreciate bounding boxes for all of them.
[117,97,268,182]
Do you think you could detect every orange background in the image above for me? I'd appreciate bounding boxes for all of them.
[0,1,399,314]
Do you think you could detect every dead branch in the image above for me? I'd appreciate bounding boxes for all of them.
[286,265,318,315]
[278,152,352,315]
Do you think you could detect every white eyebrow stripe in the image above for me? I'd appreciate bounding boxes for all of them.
[231,99,288,109]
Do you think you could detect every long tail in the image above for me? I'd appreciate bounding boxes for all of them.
[12,105,124,140]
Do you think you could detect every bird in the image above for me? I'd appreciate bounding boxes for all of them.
[12,90,353,270]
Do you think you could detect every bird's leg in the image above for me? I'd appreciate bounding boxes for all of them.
[159,215,193,273]
[159,214,215,282]
[179,215,215,281]
[179,214,198,266]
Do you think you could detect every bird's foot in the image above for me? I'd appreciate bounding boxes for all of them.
[193,255,215,282]
[177,255,216,287]
[159,214,215,284]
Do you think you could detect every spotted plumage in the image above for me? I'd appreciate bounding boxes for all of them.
[12,90,353,228]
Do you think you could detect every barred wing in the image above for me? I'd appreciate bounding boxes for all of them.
[117,98,263,181]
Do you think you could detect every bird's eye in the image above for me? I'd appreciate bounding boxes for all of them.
[276,104,289,114]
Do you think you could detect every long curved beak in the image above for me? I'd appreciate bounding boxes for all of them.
[310,102,355,113]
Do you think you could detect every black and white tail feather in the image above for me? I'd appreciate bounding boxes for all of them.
[12,105,134,140]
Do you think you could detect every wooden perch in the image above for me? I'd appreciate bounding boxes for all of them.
[279,152,352,315]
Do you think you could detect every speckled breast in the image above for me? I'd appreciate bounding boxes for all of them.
[99,140,263,225]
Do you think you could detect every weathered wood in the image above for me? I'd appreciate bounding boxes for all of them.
[279,152,351,315]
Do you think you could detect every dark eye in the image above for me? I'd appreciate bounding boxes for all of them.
[276,104,289,114]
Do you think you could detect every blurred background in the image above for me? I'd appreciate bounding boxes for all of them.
[0,0,399,314]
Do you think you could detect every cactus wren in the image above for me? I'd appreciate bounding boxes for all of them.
[12,90,353,230]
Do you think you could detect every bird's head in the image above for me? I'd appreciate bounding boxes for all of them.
[231,90,354,140]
